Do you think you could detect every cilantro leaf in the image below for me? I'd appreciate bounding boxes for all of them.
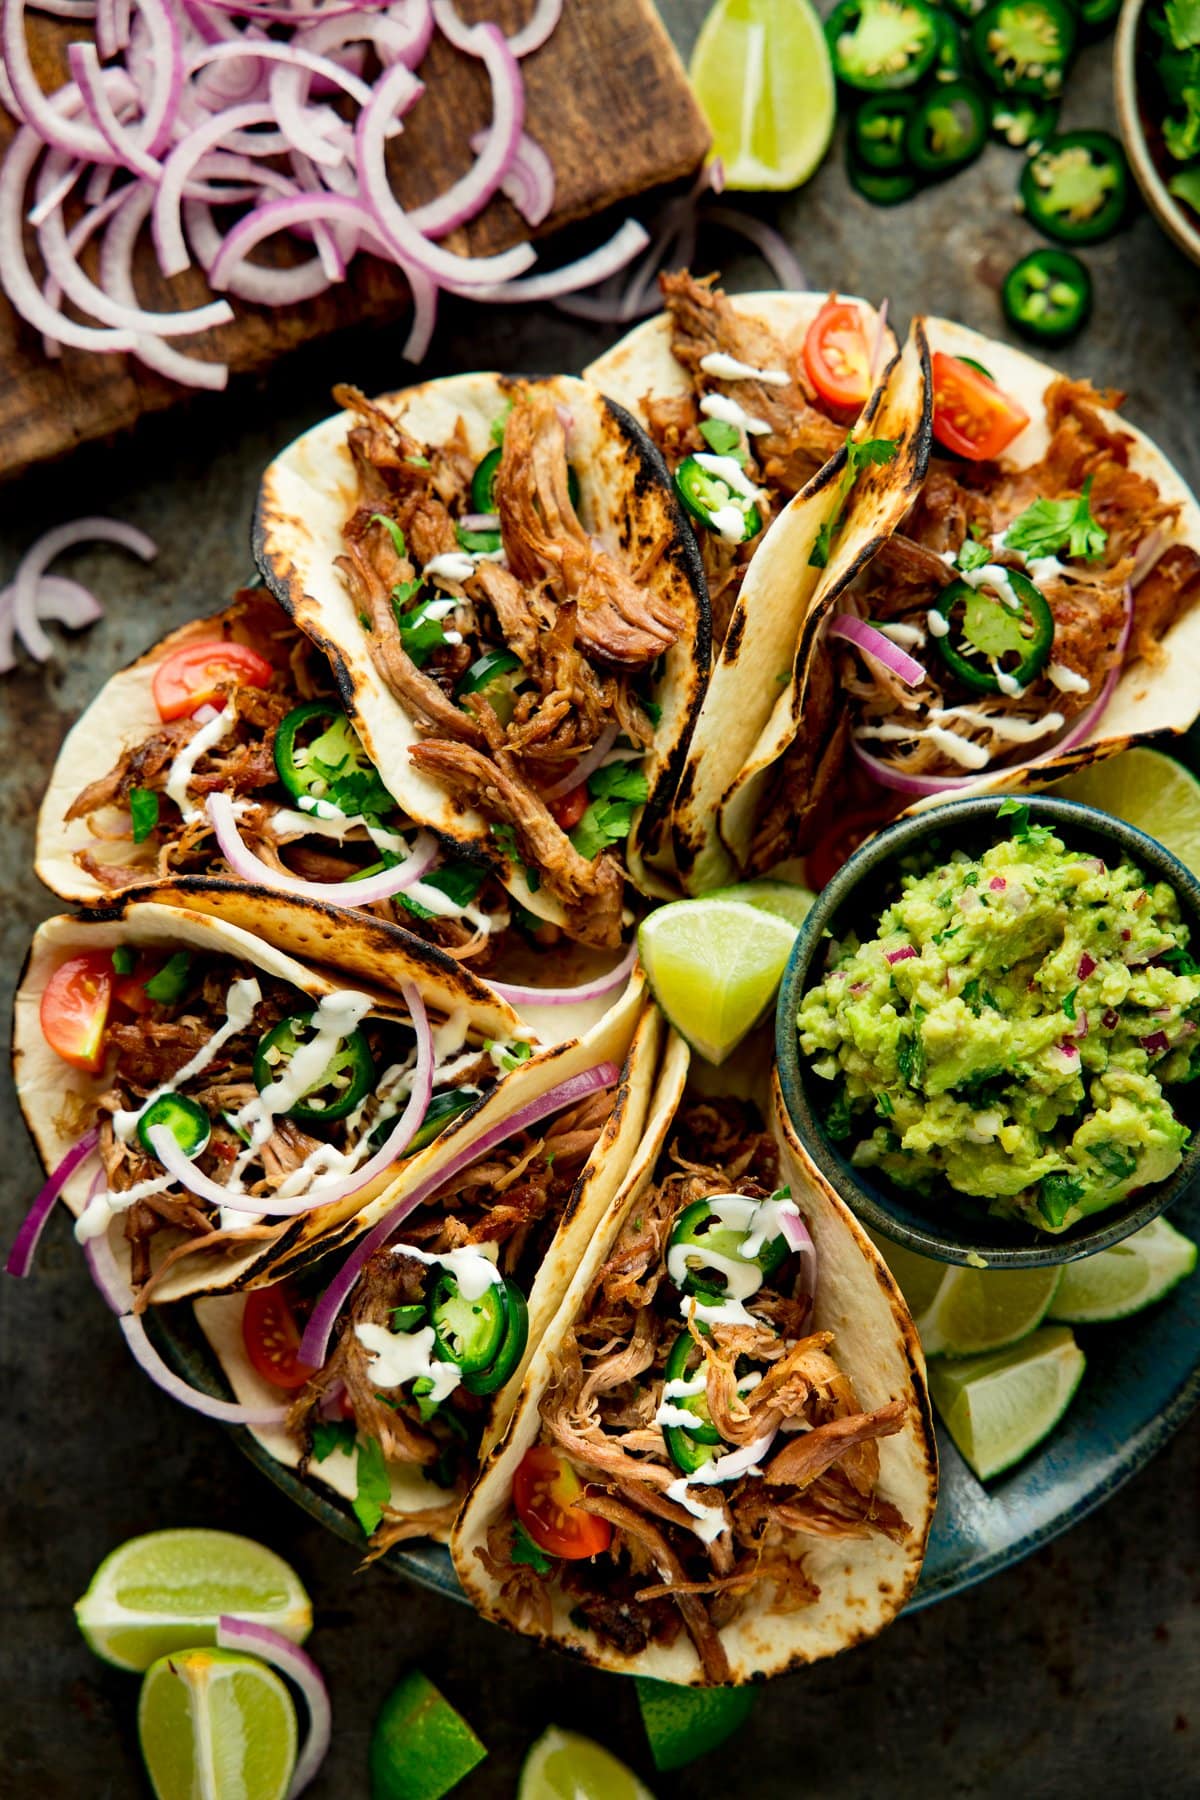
[1003,477,1108,562]
[1166,0,1200,48]
[370,513,406,558]
[392,591,448,669]
[397,860,488,922]
[997,797,1056,847]
[351,1436,391,1536]
[512,1521,553,1575]
[491,822,520,863]
[1039,1171,1085,1227]
[311,1419,356,1463]
[1090,1141,1139,1182]
[1169,165,1200,209]
[129,786,159,844]
[588,762,650,803]
[112,945,136,976]
[144,952,192,1004]
[1062,987,1078,1021]
[456,525,501,554]
[825,1088,853,1140]
[809,433,897,570]
[808,519,834,570]
[489,1037,534,1072]
[846,436,899,477]
[956,536,992,574]
[570,765,650,861]
[698,419,745,459]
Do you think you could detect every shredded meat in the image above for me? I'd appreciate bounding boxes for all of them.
[581,1494,732,1684]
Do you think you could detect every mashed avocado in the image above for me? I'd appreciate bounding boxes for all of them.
[797,807,1200,1232]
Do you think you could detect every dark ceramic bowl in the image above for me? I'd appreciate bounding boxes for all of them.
[775,794,1200,1268]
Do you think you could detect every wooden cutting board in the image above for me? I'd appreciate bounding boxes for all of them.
[0,1,709,478]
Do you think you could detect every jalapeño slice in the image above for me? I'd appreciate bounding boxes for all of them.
[429,1274,529,1396]
[662,1330,722,1477]
[971,0,1076,96]
[1077,0,1120,33]
[852,94,918,171]
[990,92,1059,150]
[274,701,381,808]
[905,80,989,175]
[1020,131,1129,244]
[825,0,941,93]
[1002,248,1092,343]
[253,1012,376,1123]
[406,1087,483,1156]
[674,456,762,543]
[931,8,968,80]
[668,1196,790,1300]
[934,568,1055,694]
[138,1093,212,1161]
[848,148,919,204]
[469,448,579,516]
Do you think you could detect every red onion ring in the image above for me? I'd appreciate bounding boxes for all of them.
[298,1060,620,1368]
[408,20,523,238]
[698,203,808,290]
[216,1619,331,1797]
[455,217,649,302]
[11,516,156,665]
[5,1129,99,1278]
[829,613,925,687]
[778,1205,817,1305]
[487,941,637,1009]
[471,127,554,227]
[541,724,620,799]
[69,47,165,179]
[153,100,278,276]
[1,577,106,669]
[101,185,230,387]
[118,1314,291,1424]
[184,197,336,306]
[207,791,439,903]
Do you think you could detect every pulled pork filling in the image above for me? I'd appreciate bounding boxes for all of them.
[64,590,520,967]
[642,271,846,647]
[84,953,488,1295]
[483,1101,909,1682]
[286,1089,612,1555]
[749,378,1200,872]
[333,382,685,950]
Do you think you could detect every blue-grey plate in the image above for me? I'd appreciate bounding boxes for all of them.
[150,1181,1200,1617]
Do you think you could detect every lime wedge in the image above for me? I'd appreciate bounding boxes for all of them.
[75,1529,312,1673]
[928,1326,1086,1480]
[370,1671,487,1800]
[1048,1216,1198,1323]
[866,1228,948,1321]
[1054,748,1200,878]
[638,897,798,1065]
[635,1678,757,1773]
[690,0,835,191]
[138,1648,297,1800]
[708,878,816,931]
[915,1264,1061,1358]
[519,1728,656,1800]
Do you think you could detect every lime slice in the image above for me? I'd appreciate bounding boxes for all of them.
[690,0,835,191]
[370,1671,487,1800]
[635,1678,756,1773]
[708,878,816,931]
[75,1529,312,1673]
[138,1648,297,1800]
[866,1228,948,1321]
[638,897,798,1065]
[928,1326,1086,1480]
[1054,748,1200,878]
[915,1264,1061,1358]
[1048,1216,1198,1323]
[519,1728,656,1800]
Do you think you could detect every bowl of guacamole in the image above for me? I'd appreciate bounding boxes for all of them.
[776,795,1200,1267]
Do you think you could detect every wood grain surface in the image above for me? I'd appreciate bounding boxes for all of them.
[0,0,709,477]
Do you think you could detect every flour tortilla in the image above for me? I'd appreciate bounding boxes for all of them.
[11,901,633,1304]
[193,994,665,1541]
[452,1028,937,1683]
[252,373,709,923]
[585,291,896,892]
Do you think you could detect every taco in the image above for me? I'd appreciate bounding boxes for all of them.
[585,276,910,892]
[192,997,663,1549]
[451,1029,936,1685]
[252,373,709,944]
[35,588,637,1040]
[11,898,553,1306]
[724,319,1200,877]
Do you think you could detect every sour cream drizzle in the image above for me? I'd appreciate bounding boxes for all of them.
[228,989,375,1190]
[699,392,769,435]
[356,1242,503,1404]
[166,702,234,822]
[698,351,789,385]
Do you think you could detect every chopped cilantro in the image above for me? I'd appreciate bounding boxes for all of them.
[397,860,488,922]
[896,1028,925,1088]
[490,401,513,446]
[642,698,663,726]
[491,823,520,863]
[489,1038,534,1073]
[570,763,650,861]
[1062,987,1078,1022]
[1003,477,1108,563]
[410,1376,441,1425]
[144,952,192,1004]
[846,435,899,478]
[392,592,448,669]
[956,537,992,574]
[406,454,431,470]
[1090,1141,1139,1182]
[456,526,500,554]
[111,945,136,976]
[808,518,835,571]
[300,715,394,819]
[997,797,1055,847]
[1039,1171,1085,1227]
[352,1438,391,1535]
[129,787,159,844]
[825,1088,854,1140]
[1161,944,1200,975]
[512,1521,554,1575]
[370,513,406,558]
[358,612,373,632]
[311,1419,356,1463]
[876,1091,894,1118]
[698,419,744,459]
[808,432,898,570]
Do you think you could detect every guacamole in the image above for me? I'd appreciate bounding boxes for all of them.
[797,810,1200,1232]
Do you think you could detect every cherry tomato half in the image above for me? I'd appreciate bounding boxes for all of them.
[512,1444,612,1560]
[40,952,114,1073]
[931,352,1031,462]
[152,640,274,722]
[242,1284,315,1391]
[803,297,873,413]
[547,782,589,833]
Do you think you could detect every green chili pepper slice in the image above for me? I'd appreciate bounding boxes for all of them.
[847,147,920,204]
[253,1012,376,1123]
[661,1330,723,1476]
[971,0,1076,96]
[470,447,578,516]
[931,8,968,79]
[390,1303,426,1332]
[1078,0,1121,32]
[989,92,1059,149]
[1019,130,1129,244]
[825,0,941,92]
[674,456,762,543]
[934,568,1055,693]
[941,0,986,16]
[138,1093,212,1161]
[852,93,918,170]
[668,1196,790,1300]
[1002,247,1092,342]
[273,701,376,806]
[430,1276,528,1397]
[405,1086,483,1156]
[905,80,989,174]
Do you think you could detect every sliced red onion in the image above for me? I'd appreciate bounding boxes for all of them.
[471,126,554,226]
[10,517,156,665]
[698,203,807,290]
[2,0,115,160]
[184,198,336,306]
[119,1313,290,1424]
[1005,882,1030,914]
[1140,1031,1170,1053]
[989,877,1006,891]
[101,185,230,390]
[1130,525,1169,588]
[886,946,917,965]
[457,217,648,303]
[1073,1008,1089,1039]
[408,20,523,237]
[1103,1007,1120,1030]
[82,1225,134,1318]
[487,940,637,1009]
[5,1129,100,1278]
[1078,953,1097,980]
[298,1059,620,1368]
[779,1206,817,1304]
[207,791,439,904]
[505,0,562,58]
[829,614,925,687]
[30,0,97,14]
[460,512,500,532]
[153,100,278,276]
[216,1619,330,1797]
[542,724,619,799]
[69,44,163,180]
